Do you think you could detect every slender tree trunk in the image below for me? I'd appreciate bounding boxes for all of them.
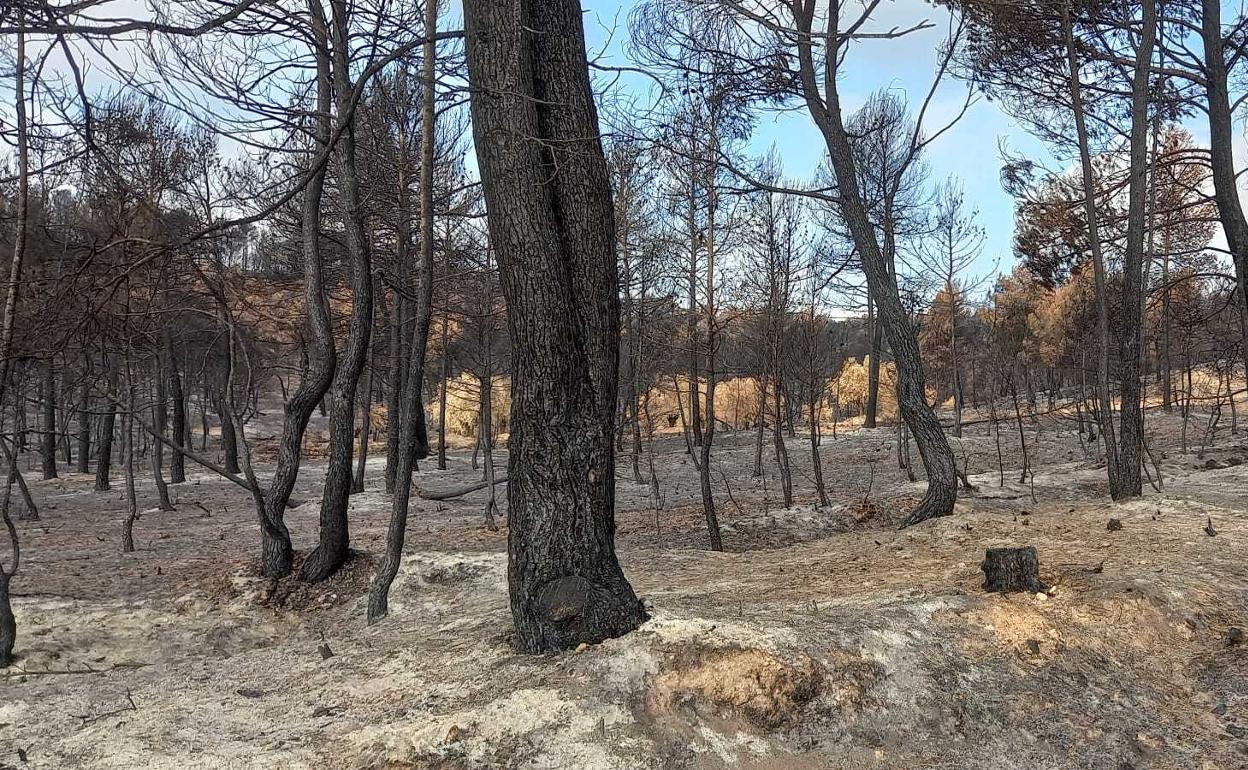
[456,0,647,650]
[1201,0,1248,385]
[121,367,139,554]
[437,315,449,470]
[370,0,441,617]
[772,366,793,509]
[40,359,57,480]
[300,4,380,582]
[753,372,767,477]
[794,7,956,525]
[1111,0,1156,499]
[257,5,337,578]
[865,298,880,428]
[167,344,187,484]
[352,363,374,494]
[150,365,175,511]
[76,383,91,474]
[95,365,117,492]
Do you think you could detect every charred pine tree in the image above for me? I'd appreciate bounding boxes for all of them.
[461,0,647,651]
[95,364,118,492]
[368,0,442,620]
[39,358,57,479]
[167,341,187,483]
[300,0,377,583]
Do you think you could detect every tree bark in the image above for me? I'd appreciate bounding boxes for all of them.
[1201,0,1248,387]
[39,359,57,480]
[460,0,647,651]
[167,343,187,484]
[793,5,957,525]
[369,0,441,619]
[257,1,337,578]
[76,383,91,474]
[95,365,118,492]
[300,4,377,583]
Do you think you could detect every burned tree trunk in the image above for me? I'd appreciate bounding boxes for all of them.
[95,365,118,492]
[368,0,441,621]
[216,395,240,475]
[76,384,91,474]
[462,0,647,651]
[793,6,957,526]
[40,358,57,480]
[168,345,187,484]
[981,547,1047,593]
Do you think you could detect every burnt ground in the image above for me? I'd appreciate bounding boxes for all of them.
[2,400,1248,769]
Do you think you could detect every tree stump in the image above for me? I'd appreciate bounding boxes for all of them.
[981,547,1047,593]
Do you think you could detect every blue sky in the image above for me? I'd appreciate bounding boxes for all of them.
[579,0,1053,283]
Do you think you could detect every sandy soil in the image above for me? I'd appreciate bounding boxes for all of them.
[3,402,1248,769]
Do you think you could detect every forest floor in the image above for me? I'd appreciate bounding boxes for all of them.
[3,402,1248,769]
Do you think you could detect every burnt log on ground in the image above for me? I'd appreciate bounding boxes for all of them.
[981,547,1048,593]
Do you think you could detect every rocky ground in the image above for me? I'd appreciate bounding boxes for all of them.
[2,402,1248,769]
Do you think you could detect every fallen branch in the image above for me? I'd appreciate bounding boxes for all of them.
[2,661,150,678]
[72,688,137,725]
[138,422,304,508]
[417,476,508,501]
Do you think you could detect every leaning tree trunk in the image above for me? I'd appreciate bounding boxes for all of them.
[461,0,647,651]
[794,11,956,525]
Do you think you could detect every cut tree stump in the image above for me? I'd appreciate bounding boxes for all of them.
[981,547,1048,593]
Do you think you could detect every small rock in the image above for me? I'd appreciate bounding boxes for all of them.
[575,642,590,654]
[1034,592,1049,603]
[1107,518,1123,532]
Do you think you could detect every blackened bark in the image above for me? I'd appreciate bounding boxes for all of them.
[865,299,880,428]
[981,547,1047,593]
[40,358,56,480]
[76,384,91,474]
[300,6,376,583]
[379,288,404,491]
[216,396,240,474]
[168,346,187,483]
[793,7,956,525]
[95,366,117,492]
[462,0,647,651]
[437,315,450,470]
[369,0,440,620]
[0,570,13,667]
[257,2,337,578]
[1202,0,1248,386]
[1110,0,1155,500]
[352,363,373,494]
[151,363,174,511]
